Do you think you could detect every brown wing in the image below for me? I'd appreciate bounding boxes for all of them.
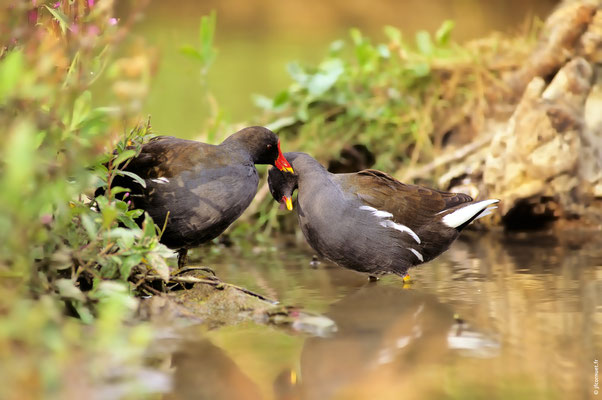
[123,136,213,179]
[341,169,473,228]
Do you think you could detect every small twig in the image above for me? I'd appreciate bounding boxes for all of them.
[135,274,278,304]
[401,132,494,182]
[141,283,163,296]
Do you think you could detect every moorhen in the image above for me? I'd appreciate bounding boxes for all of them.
[111,126,294,267]
[268,152,498,280]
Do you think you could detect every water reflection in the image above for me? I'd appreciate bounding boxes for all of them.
[163,232,601,400]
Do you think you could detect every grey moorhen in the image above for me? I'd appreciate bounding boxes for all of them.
[268,152,498,281]
[111,126,294,267]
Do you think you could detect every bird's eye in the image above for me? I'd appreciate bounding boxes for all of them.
[267,144,272,150]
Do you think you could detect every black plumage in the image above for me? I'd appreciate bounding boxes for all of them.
[108,126,293,266]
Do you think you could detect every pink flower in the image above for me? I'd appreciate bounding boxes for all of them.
[87,25,100,36]
[40,214,53,225]
[88,0,94,6]
[53,1,60,8]
[108,17,117,26]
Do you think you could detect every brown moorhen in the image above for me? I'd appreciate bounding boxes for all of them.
[111,126,294,267]
[268,152,498,281]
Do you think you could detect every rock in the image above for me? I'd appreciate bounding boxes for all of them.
[483,57,600,223]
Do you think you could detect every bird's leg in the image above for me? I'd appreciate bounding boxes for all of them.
[177,248,188,269]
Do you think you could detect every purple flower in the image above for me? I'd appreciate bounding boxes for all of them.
[123,192,130,199]
[53,1,60,8]
[108,17,117,26]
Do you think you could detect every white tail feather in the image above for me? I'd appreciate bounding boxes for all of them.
[441,199,499,228]
[474,206,498,220]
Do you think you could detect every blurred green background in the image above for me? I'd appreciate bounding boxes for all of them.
[130,0,557,138]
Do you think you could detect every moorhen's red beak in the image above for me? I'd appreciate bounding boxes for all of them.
[281,195,293,211]
[274,141,294,173]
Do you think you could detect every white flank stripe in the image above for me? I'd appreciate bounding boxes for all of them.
[408,248,424,262]
[151,177,169,184]
[373,210,394,218]
[359,205,393,219]
[380,220,421,244]
[442,199,499,228]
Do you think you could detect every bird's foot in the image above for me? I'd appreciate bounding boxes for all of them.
[402,273,411,283]
[177,248,188,269]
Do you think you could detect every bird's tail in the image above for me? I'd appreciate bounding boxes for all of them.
[441,199,499,231]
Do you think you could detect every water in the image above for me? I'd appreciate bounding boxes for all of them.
[154,231,601,400]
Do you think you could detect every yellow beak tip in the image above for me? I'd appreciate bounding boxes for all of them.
[284,167,294,174]
[284,198,293,211]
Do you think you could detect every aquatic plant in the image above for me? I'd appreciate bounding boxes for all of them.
[0,1,170,397]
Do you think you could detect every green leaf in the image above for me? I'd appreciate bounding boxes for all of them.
[377,44,391,59]
[415,31,433,55]
[2,120,35,202]
[142,213,157,238]
[101,204,118,228]
[384,25,402,46]
[115,170,146,188]
[198,10,218,70]
[126,209,144,219]
[287,62,308,86]
[44,5,71,34]
[147,252,170,282]
[329,40,345,55]
[307,59,344,96]
[63,51,80,88]
[113,149,137,167]
[435,20,455,45]
[81,214,98,240]
[265,116,297,132]
[117,215,140,230]
[180,45,202,61]
[252,94,274,110]
[408,62,430,77]
[108,186,130,196]
[70,90,92,131]
[120,254,142,280]
[0,49,24,102]
[56,279,86,302]
[349,28,363,45]
[273,90,290,108]
[106,227,137,248]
